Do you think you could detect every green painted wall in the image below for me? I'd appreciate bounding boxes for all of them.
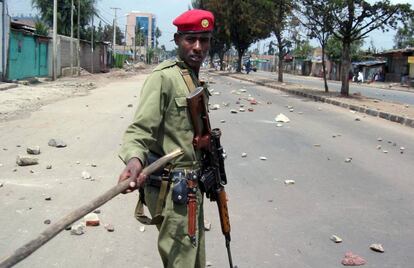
[7,30,49,80]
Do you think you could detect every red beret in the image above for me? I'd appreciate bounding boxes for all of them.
[173,9,214,33]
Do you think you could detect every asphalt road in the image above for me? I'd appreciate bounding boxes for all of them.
[0,72,413,268]
[251,71,414,105]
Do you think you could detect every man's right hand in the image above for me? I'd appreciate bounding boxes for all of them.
[118,158,147,194]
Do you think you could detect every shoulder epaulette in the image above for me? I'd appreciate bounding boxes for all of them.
[153,60,177,72]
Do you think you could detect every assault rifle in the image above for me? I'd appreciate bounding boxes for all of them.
[187,87,236,268]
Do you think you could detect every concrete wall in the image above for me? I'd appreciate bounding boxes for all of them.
[49,35,109,77]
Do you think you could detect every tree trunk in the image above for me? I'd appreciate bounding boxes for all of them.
[219,50,225,71]
[236,48,244,73]
[278,47,284,82]
[209,50,214,68]
[340,40,351,96]
[321,45,329,93]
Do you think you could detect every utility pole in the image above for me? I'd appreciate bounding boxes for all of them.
[134,25,136,62]
[70,0,74,76]
[77,0,81,76]
[91,15,94,73]
[110,7,120,59]
[52,0,57,81]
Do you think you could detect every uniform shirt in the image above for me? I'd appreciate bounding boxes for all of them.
[119,59,206,169]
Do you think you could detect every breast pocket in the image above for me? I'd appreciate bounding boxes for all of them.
[173,97,192,131]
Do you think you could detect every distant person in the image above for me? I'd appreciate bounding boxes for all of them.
[357,71,364,83]
[245,58,251,74]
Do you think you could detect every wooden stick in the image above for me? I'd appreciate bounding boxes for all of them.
[0,149,183,268]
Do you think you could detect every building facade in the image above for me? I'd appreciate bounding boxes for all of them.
[126,12,156,48]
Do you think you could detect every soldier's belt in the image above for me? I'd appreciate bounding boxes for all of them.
[146,169,201,188]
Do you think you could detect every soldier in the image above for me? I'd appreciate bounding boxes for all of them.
[118,9,215,268]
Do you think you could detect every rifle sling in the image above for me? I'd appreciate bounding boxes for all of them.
[135,179,170,225]
[180,69,197,93]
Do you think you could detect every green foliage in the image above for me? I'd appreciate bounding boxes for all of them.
[192,0,232,70]
[228,0,274,71]
[32,0,98,39]
[293,40,313,59]
[326,37,364,62]
[34,20,49,36]
[394,17,414,48]
[327,0,412,95]
[96,24,124,44]
[155,27,162,48]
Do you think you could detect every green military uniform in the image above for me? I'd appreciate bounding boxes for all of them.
[119,59,207,268]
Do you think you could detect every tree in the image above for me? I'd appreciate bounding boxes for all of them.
[329,0,412,96]
[394,17,414,49]
[297,0,335,92]
[192,0,231,70]
[228,0,273,72]
[34,20,49,36]
[32,0,98,39]
[326,37,364,63]
[292,39,313,59]
[269,0,296,82]
[155,27,162,48]
[100,24,124,44]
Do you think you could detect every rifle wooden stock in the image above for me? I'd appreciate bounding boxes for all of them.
[0,149,183,268]
[216,187,231,238]
[186,87,211,150]
[187,86,235,267]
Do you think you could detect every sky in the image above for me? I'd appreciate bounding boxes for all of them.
[7,0,414,51]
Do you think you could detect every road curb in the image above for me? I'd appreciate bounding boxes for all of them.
[217,73,414,129]
[0,83,18,91]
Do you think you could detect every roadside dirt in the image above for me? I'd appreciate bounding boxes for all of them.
[227,72,414,120]
[0,67,152,122]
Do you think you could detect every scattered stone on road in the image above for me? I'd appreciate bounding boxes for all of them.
[341,252,366,266]
[377,137,383,142]
[84,213,100,226]
[210,104,220,110]
[204,220,211,231]
[0,182,3,188]
[239,108,245,112]
[260,156,267,160]
[241,153,247,158]
[345,158,352,163]
[248,108,254,112]
[284,180,295,185]
[81,171,92,180]
[383,150,388,154]
[26,146,41,155]
[93,209,101,214]
[45,197,52,201]
[16,155,39,166]
[65,225,72,231]
[104,224,115,232]
[127,104,133,107]
[376,145,382,150]
[330,235,343,243]
[314,144,321,147]
[48,139,67,148]
[206,261,213,267]
[275,113,290,123]
[230,109,238,114]
[220,120,226,123]
[46,165,52,169]
[70,224,85,235]
[139,226,145,232]
[44,219,51,225]
[276,123,283,127]
[370,243,384,253]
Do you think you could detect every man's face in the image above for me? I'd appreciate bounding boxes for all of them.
[175,32,211,70]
